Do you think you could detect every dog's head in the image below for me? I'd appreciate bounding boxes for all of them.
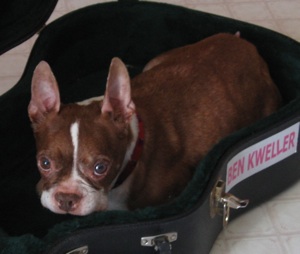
[28,59,137,215]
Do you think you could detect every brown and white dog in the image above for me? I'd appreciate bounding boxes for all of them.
[28,33,281,216]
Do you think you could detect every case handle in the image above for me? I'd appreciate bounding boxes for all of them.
[141,232,177,254]
[153,236,172,254]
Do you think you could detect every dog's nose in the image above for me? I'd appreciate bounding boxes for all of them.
[55,192,82,212]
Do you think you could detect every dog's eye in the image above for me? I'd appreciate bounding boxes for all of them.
[39,157,51,171]
[94,161,109,176]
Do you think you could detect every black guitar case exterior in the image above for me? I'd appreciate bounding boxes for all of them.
[1,1,300,253]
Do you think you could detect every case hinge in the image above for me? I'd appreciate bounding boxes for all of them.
[210,179,249,227]
[141,232,177,254]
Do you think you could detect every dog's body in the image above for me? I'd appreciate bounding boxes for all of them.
[28,33,281,215]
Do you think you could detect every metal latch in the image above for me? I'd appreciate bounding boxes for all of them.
[66,246,88,254]
[210,179,249,227]
[141,232,177,254]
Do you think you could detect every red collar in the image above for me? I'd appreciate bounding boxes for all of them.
[113,116,144,188]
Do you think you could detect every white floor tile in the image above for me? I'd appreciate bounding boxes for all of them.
[228,2,273,21]
[188,3,232,17]
[226,236,285,254]
[0,76,19,95]
[0,54,27,77]
[65,0,113,11]
[267,200,300,234]
[224,205,276,237]
[278,19,300,42]
[267,2,300,19]
[210,239,229,254]
[281,234,300,254]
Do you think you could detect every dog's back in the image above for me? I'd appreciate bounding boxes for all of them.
[128,33,281,208]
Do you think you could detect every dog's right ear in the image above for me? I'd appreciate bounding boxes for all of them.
[28,61,60,124]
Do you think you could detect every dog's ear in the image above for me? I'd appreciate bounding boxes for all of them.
[102,57,136,123]
[28,61,60,124]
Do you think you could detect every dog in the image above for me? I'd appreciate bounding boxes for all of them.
[28,33,281,215]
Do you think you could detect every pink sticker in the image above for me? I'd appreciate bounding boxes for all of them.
[226,122,299,192]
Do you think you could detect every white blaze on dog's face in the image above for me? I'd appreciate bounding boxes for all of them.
[28,59,136,215]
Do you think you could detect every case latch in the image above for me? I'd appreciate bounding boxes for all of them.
[65,246,88,254]
[141,232,177,254]
[210,179,249,227]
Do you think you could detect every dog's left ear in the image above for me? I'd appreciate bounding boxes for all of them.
[102,57,136,123]
[28,61,61,124]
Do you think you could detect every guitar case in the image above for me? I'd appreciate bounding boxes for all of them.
[1,1,300,253]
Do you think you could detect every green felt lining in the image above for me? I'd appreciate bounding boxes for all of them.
[1,1,300,253]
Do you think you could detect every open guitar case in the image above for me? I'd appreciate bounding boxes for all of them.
[1,0,300,253]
